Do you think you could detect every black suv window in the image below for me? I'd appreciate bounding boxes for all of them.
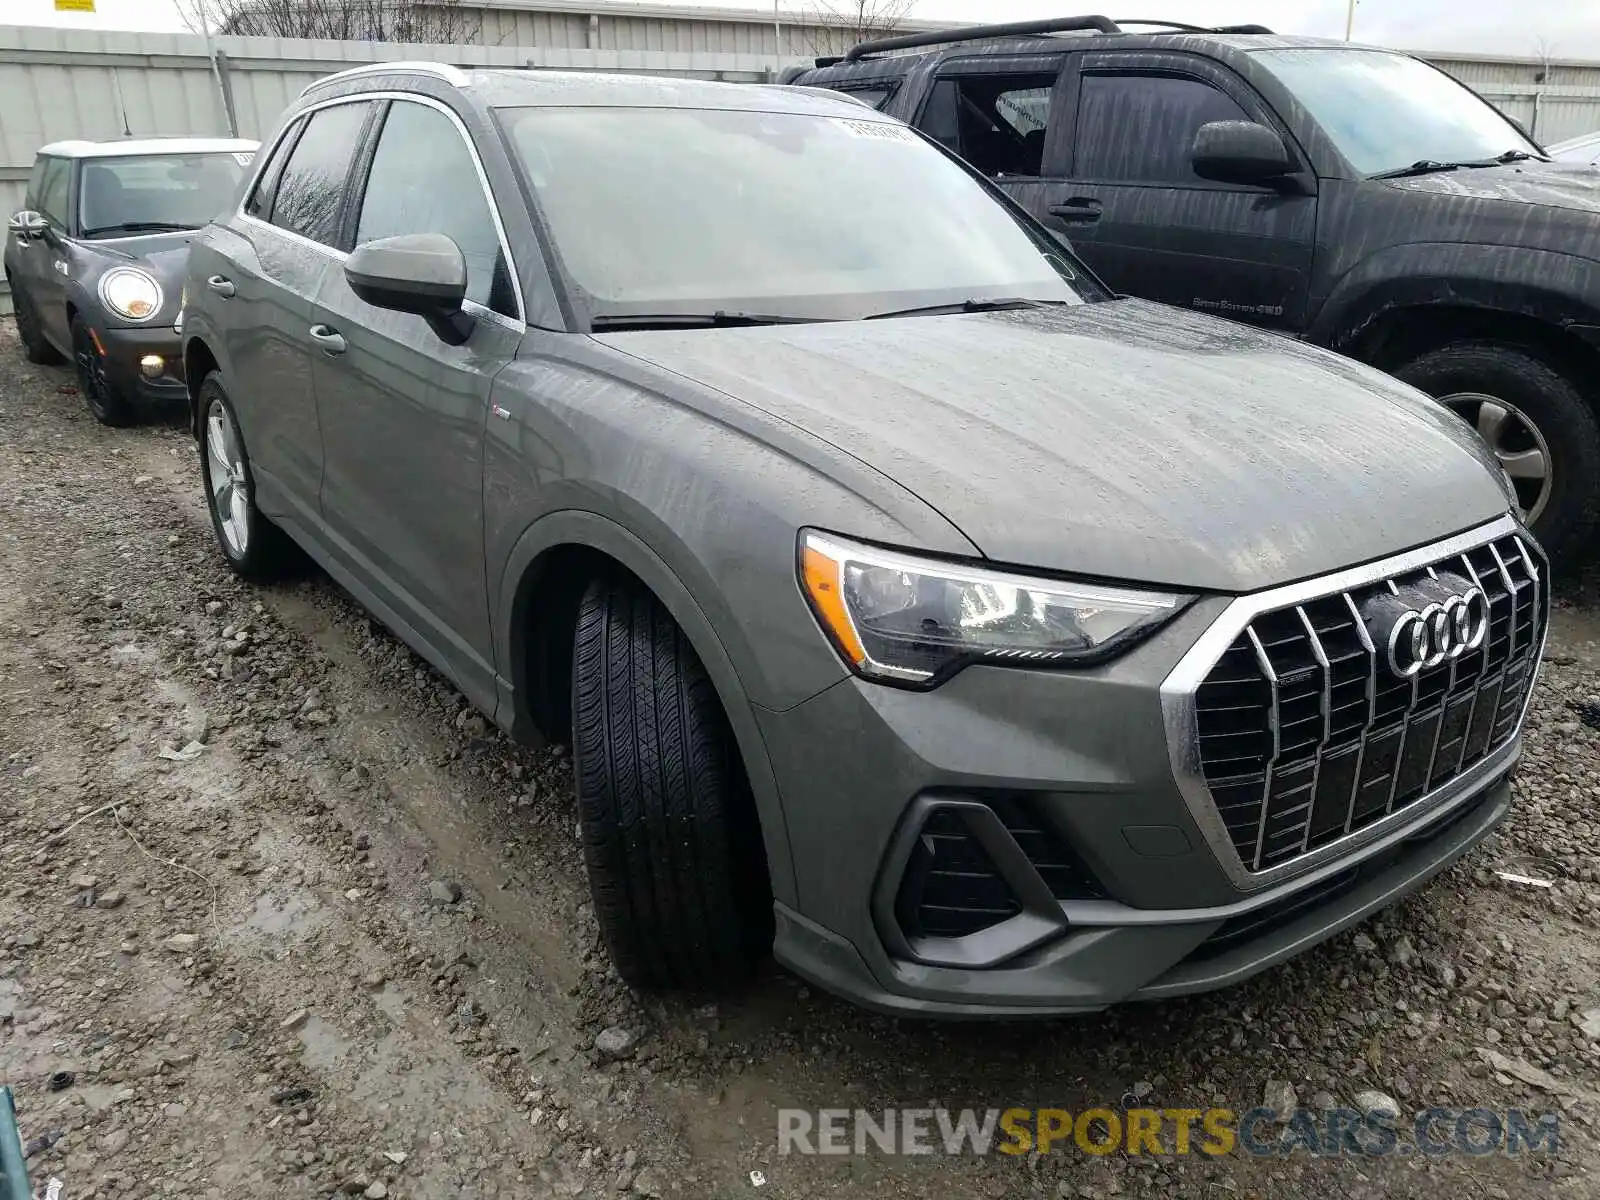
[825,84,895,111]
[354,100,517,317]
[34,157,71,228]
[920,73,1059,178]
[269,101,372,245]
[1074,73,1251,185]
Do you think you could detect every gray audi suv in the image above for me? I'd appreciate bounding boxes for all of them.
[179,63,1546,1017]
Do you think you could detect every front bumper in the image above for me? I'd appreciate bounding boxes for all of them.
[758,515,1543,1017]
[95,323,185,405]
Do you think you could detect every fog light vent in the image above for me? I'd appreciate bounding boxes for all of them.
[895,808,1021,940]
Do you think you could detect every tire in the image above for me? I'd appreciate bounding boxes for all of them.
[197,372,298,582]
[572,576,773,990]
[71,314,135,426]
[10,278,65,365]
[1394,341,1600,567]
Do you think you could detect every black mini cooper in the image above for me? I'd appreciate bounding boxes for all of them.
[5,137,256,425]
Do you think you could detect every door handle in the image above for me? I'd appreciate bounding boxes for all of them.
[1049,198,1103,223]
[206,275,235,298]
[308,324,346,355]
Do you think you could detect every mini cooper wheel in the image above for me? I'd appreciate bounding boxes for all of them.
[571,576,773,990]
[10,279,64,365]
[71,315,134,426]
[198,373,296,582]
[1396,341,1600,568]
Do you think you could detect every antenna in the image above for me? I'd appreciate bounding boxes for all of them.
[111,68,133,137]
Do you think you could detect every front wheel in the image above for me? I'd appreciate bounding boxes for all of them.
[71,315,134,426]
[1395,341,1600,567]
[571,576,773,990]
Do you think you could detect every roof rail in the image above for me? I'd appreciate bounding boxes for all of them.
[844,15,1119,61]
[300,60,471,97]
[837,15,1273,63]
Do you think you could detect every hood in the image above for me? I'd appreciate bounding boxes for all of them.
[596,299,1513,594]
[80,230,193,325]
[1384,160,1600,218]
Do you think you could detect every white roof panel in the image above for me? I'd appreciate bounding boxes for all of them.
[36,137,260,159]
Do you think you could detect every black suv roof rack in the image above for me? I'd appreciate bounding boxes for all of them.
[828,15,1274,65]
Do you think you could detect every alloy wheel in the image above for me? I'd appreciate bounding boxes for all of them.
[72,324,115,421]
[205,399,251,557]
[1441,392,1553,527]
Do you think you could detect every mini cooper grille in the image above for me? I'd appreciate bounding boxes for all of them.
[895,800,1104,940]
[1194,533,1544,874]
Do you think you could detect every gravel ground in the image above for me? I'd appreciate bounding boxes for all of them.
[3,317,1599,1199]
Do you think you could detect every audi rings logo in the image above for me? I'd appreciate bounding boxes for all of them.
[1386,589,1490,678]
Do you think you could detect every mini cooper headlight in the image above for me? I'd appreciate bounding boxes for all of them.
[799,531,1189,686]
[99,268,163,322]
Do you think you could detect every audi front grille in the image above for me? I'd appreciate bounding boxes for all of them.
[1164,518,1546,884]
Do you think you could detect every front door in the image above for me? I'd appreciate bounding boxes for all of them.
[310,96,524,702]
[22,155,74,349]
[1047,53,1318,330]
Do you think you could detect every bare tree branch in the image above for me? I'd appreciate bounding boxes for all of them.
[187,0,485,44]
[792,0,920,58]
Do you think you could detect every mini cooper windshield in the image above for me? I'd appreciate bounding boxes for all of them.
[497,106,1094,325]
[79,152,251,238]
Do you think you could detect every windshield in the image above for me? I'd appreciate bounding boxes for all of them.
[78,151,252,237]
[1253,48,1541,176]
[497,106,1089,322]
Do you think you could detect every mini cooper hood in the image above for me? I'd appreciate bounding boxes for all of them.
[89,231,192,279]
[598,299,1513,594]
[83,231,191,324]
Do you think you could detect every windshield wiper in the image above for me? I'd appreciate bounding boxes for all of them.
[1370,160,1461,180]
[1372,149,1549,179]
[83,221,195,237]
[863,297,1064,320]
[589,311,827,331]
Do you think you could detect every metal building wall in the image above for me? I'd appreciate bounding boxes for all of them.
[1427,54,1600,143]
[471,3,907,59]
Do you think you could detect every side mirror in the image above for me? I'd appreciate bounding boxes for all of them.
[7,210,50,241]
[1191,121,1297,185]
[344,232,473,345]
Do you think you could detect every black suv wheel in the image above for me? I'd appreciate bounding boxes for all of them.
[1395,342,1600,566]
[571,576,773,990]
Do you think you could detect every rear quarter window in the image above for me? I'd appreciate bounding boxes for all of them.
[267,101,374,246]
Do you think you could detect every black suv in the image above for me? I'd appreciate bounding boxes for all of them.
[790,16,1600,564]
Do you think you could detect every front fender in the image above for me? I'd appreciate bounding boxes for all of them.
[1309,242,1600,353]
[493,508,800,909]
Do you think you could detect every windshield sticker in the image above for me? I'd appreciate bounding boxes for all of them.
[831,118,917,143]
[232,152,255,166]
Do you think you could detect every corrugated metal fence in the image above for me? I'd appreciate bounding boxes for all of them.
[1433,55,1600,145]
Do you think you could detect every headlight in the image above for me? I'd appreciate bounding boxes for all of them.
[99,268,163,321]
[799,531,1188,686]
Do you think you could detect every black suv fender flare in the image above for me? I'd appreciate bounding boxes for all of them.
[1308,242,1600,361]
[493,506,801,910]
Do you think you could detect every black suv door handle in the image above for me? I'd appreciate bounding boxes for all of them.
[308,324,347,355]
[206,275,235,298]
[1049,198,1103,223]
